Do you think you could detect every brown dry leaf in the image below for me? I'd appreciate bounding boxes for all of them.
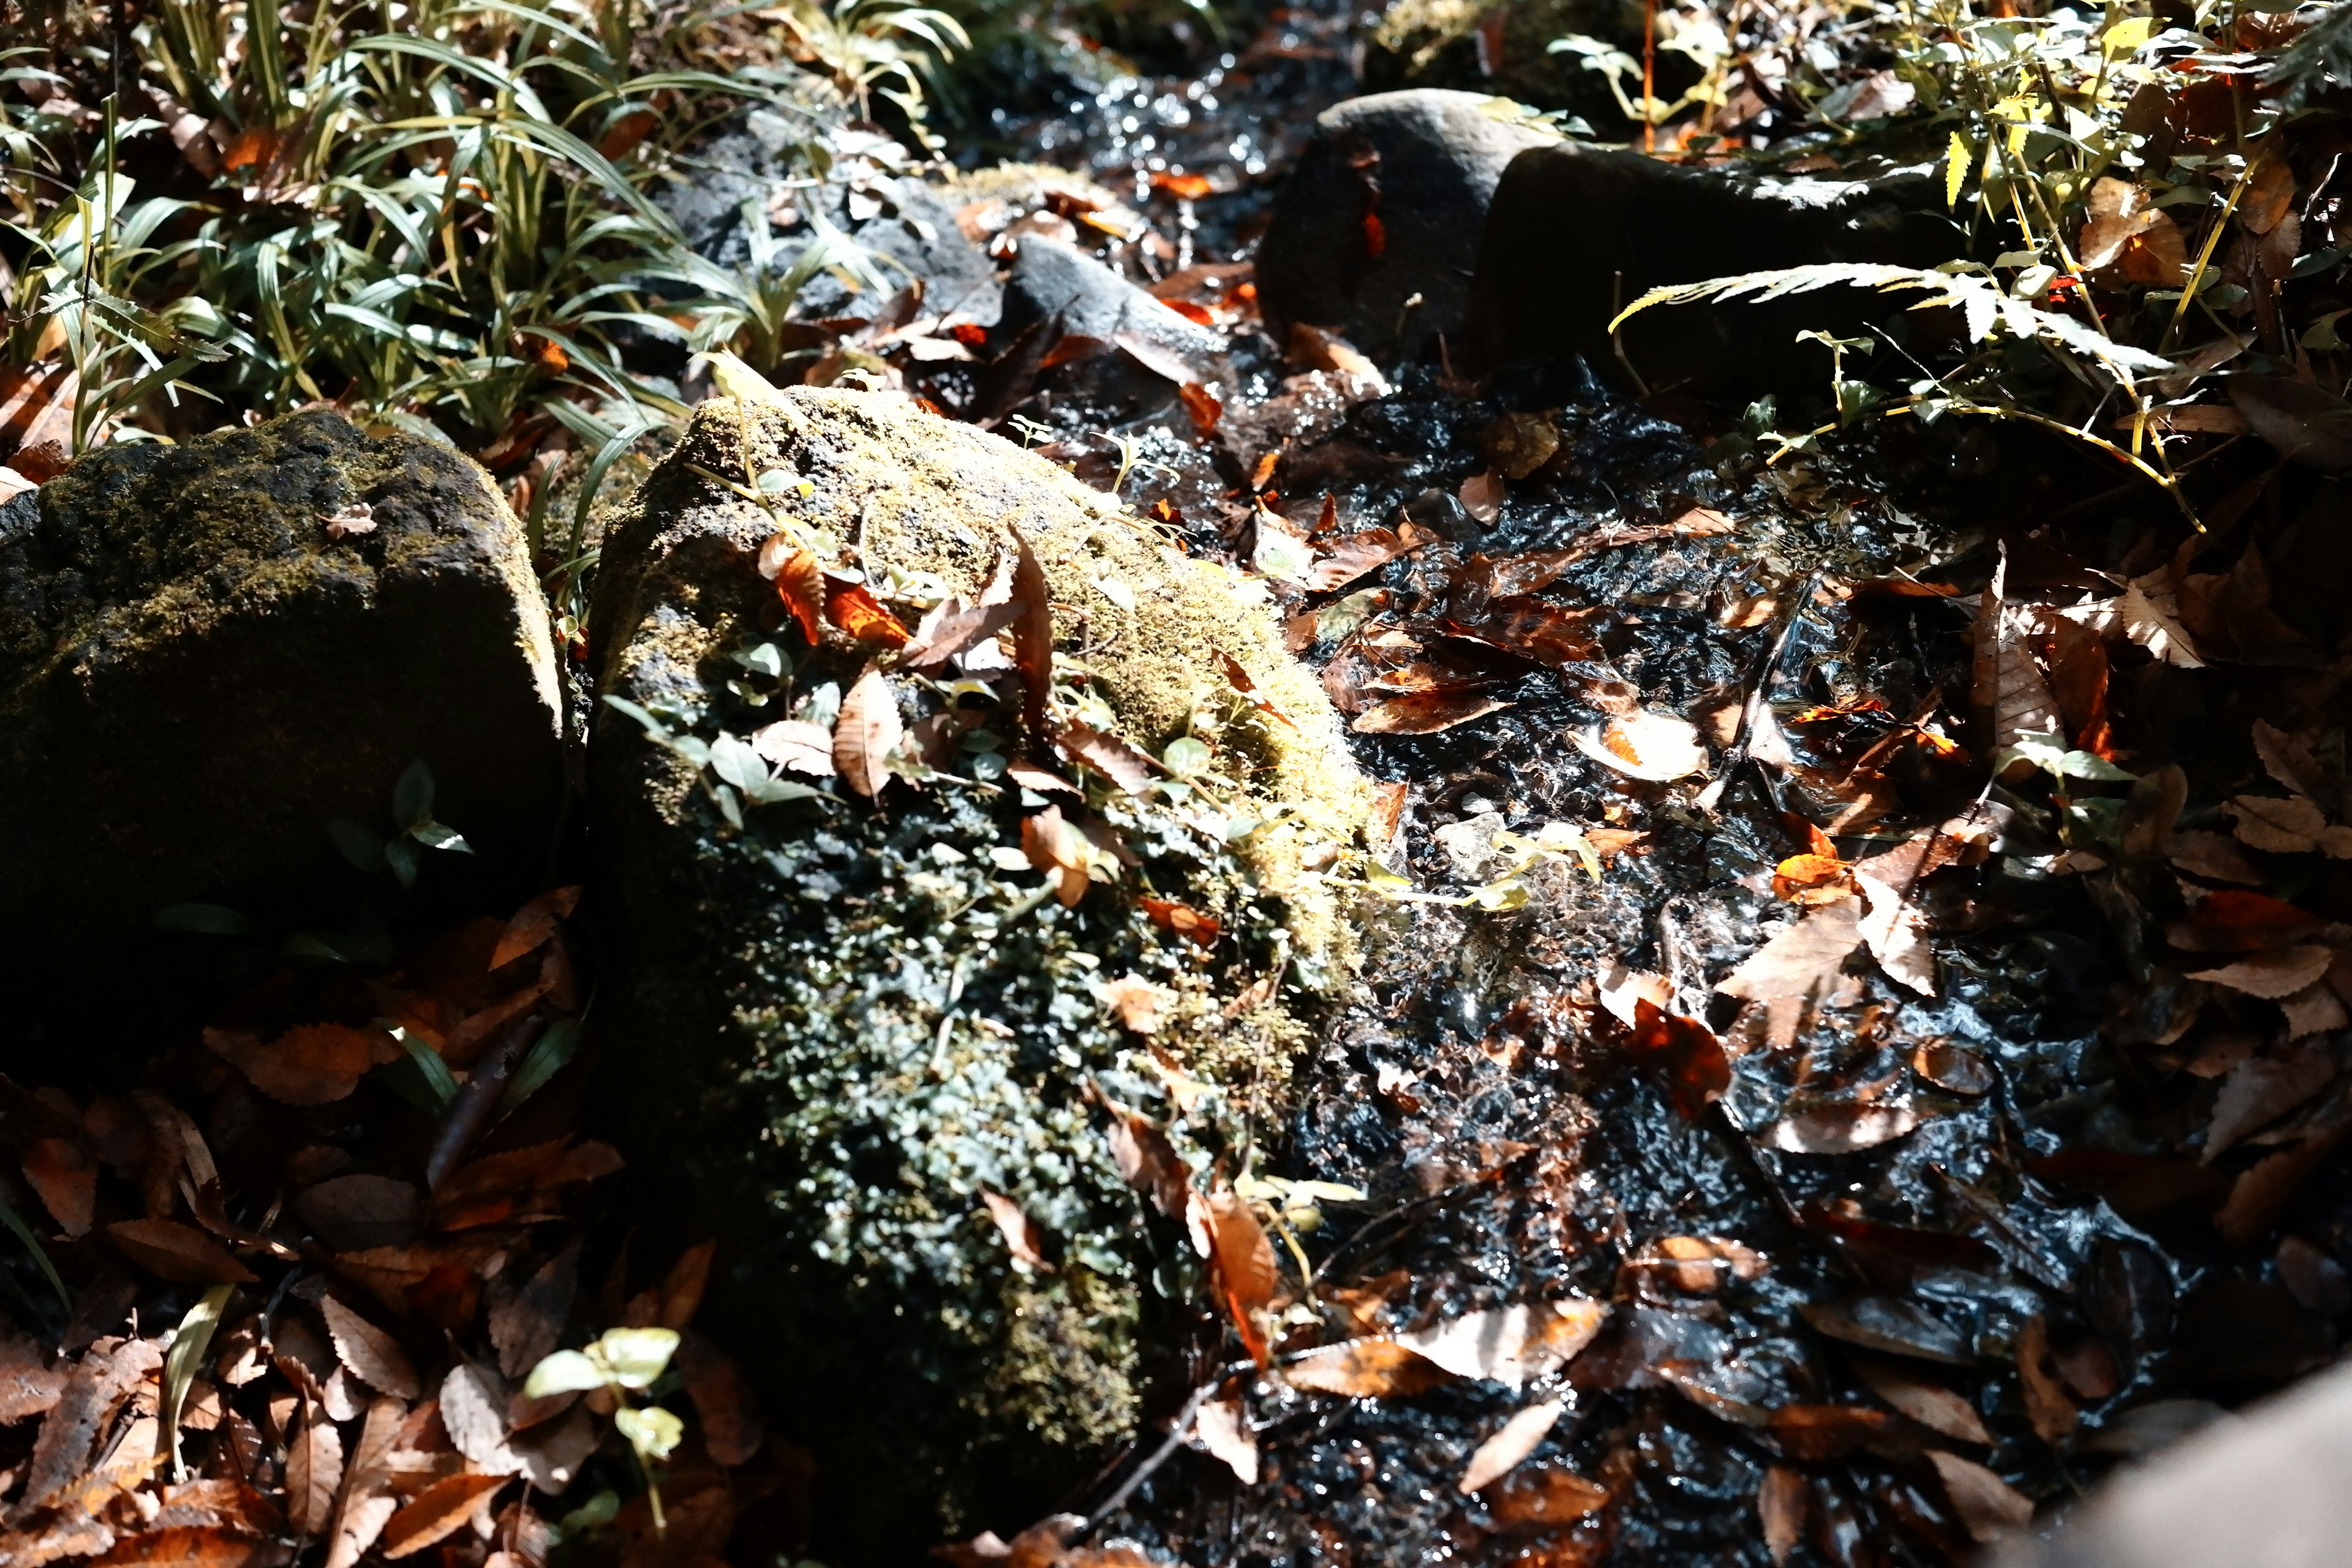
[1714,899,1865,1050]
[1095,974,1175,1034]
[1308,527,1425,592]
[319,1297,418,1400]
[1458,1398,1566,1493]
[491,1242,579,1380]
[0,1330,65,1424]
[1352,687,1511,735]
[1459,470,1504,524]
[439,1361,522,1474]
[2242,152,2297,235]
[1139,896,1220,948]
[2079,177,2164,269]
[1009,526,1055,748]
[658,1240,715,1331]
[205,1023,391,1106]
[323,1395,407,1568]
[1855,1359,1991,1444]
[1799,1295,1969,1364]
[2015,1314,2078,1446]
[2189,944,2334,999]
[1627,998,1730,1123]
[1213,647,1300,732]
[1022,804,1098,907]
[489,887,581,971]
[1758,1465,1806,1566]
[2060,569,2203,668]
[21,1336,164,1512]
[1771,853,1853,906]
[1856,872,1935,996]
[750,718,837,778]
[1635,1235,1768,1293]
[1767,1404,1893,1460]
[1479,412,1559,480]
[1287,323,1388,390]
[1396,1299,1608,1390]
[1194,1393,1257,1484]
[1573,710,1709,782]
[758,537,824,645]
[380,1473,510,1559]
[2226,794,2352,856]
[821,575,910,650]
[1204,1189,1280,1368]
[832,666,903,799]
[1176,380,1223,437]
[287,1407,345,1537]
[981,1191,1054,1272]
[1973,552,2060,764]
[1488,1466,1609,1535]
[676,1330,763,1466]
[2169,830,2265,884]
[2206,1046,2337,1163]
[1926,1450,2034,1542]
[1442,597,1604,667]
[108,1219,257,1284]
[1283,1337,1449,1396]
[23,1136,96,1237]
[903,554,1024,671]
[1057,722,1158,794]
[1767,1102,1921,1155]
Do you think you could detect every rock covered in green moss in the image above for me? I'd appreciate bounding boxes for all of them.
[0,410,564,968]
[586,386,1366,1553]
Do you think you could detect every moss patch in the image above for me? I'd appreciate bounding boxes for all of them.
[587,388,1366,1553]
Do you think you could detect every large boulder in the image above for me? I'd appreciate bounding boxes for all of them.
[1256,89,1559,366]
[0,410,564,970]
[1364,0,1646,129]
[586,387,1365,1556]
[999,234,1223,366]
[1464,143,1950,401]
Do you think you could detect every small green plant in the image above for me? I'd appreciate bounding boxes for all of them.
[525,1326,685,1528]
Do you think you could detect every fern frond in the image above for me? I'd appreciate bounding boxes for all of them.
[1608,263,2175,388]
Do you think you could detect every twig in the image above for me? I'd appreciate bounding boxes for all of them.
[1076,1366,1250,1534]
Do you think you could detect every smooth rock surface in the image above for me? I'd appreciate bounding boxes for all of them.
[587,386,1363,1557]
[1257,89,1559,364]
[1464,143,1950,401]
[0,410,564,968]
[999,233,1223,367]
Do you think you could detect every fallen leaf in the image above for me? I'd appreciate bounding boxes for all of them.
[2079,176,2165,269]
[1194,1393,1257,1483]
[1767,1101,1920,1155]
[2205,1046,2336,1162]
[1488,1463,1609,1533]
[1926,1450,2033,1542]
[1396,1298,1608,1390]
[1479,413,1559,480]
[1009,526,1055,749]
[1094,974,1175,1034]
[676,1330,762,1466]
[1104,1107,1189,1218]
[2189,944,2334,999]
[1766,1404,1893,1460]
[1714,900,1865,1049]
[750,718,837,777]
[1759,1465,1806,1565]
[1057,723,1158,794]
[1853,1359,1991,1444]
[1856,872,1935,995]
[1973,552,2061,764]
[1308,527,1424,592]
[2060,568,2203,668]
[1204,1189,1279,1368]
[1460,470,1504,524]
[1352,687,1511,734]
[1283,1337,1449,1396]
[320,1297,419,1400]
[1213,647,1300,731]
[1771,853,1853,905]
[832,666,903,799]
[1627,998,1729,1122]
[902,554,1023,671]
[1458,1398,1566,1493]
[760,538,824,645]
[1177,381,1223,437]
[324,1395,408,1568]
[488,887,581,970]
[1799,1295,1969,1364]
[981,1191,1054,1272]
[380,1473,510,1559]
[0,1330,65,1423]
[1287,323,1388,391]
[491,1242,579,1380]
[1442,597,1604,667]
[23,1136,96,1237]
[1139,897,1221,947]
[287,1407,345,1537]
[1633,1235,1768,1293]
[1022,804,1099,907]
[2226,794,2352,856]
[205,1023,391,1106]
[108,1219,257,1284]
[2015,1314,2078,1446]
[1573,710,1708,782]
[822,575,910,649]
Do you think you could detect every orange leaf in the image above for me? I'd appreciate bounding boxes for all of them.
[1628,998,1729,1122]
[981,1191,1054,1271]
[23,1137,95,1237]
[491,886,581,970]
[1204,1189,1279,1368]
[220,127,275,172]
[1164,298,1216,326]
[1363,211,1387,258]
[822,575,910,649]
[832,665,903,799]
[1009,526,1054,750]
[380,1474,509,1559]
[108,1219,257,1284]
[206,1022,390,1105]
[1150,171,1213,200]
[758,535,824,645]
[1771,853,1854,905]
[1351,687,1510,735]
[596,108,657,160]
[1178,381,1223,437]
[1139,896,1221,948]
[1284,1337,1448,1396]
[93,1528,271,1566]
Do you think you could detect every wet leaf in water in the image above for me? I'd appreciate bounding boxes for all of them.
[1487,1462,1609,1531]
[1714,900,1865,1050]
[1478,413,1559,480]
[1925,1450,2034,1541]
[1573,710,1709,782]
[1442,598,1604,668]
[1758,1465,1806,1565]
[1194,1392,1257,1483]
[1458,1398,1566,1493]
[1766,1102,1921,1155]
[1284,1337,1449,1397]
[1459,470,1503,524]
[1352,687,1511,734]
[1853,1358,1992,1444]
[1396,1298,1608,1389]
[1308,527,1425,592]
[1799,1295,1970,1365]
[1765,1404,1893,1460]
[2015,1314,2078,1446]
[1627,999,1729,1122]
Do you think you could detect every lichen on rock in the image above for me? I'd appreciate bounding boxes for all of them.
[587,386,1367,1548]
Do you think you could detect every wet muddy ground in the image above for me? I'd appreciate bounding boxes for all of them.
[924,10,2352,1566]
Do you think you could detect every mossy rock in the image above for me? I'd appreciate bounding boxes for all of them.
[1365,0,1651,129]
[586,388,1367,1555]
[0,410,564,972]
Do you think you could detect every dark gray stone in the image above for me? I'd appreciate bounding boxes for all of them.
[1257,89,1560,364]
[1463,142,1951,402]
[660,111,1002,326]
[0,411,564,969]
[999,234,1222,367]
